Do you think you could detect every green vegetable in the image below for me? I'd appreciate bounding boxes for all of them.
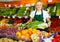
[55,3,60,16]
[0,8,17,16]
[38,23,48,29]
[24,9,31,16]
[48,6,55,16]
[16,23,26,29]
[16,7,26,16]
[26,21,44,29]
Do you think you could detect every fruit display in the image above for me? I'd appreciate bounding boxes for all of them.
[16,28,41,41]
[49,18,60,32]
[0,38,26,42]
[0,28,21,39]
[52,34,60,42]
[0,18,9,29]
[49,26,60,32]
[0,3,60,42]
[13,19,23,25]
[0,21,59,42]
[15,28,55,42]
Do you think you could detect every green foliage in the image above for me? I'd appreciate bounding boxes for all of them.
[25,8,31,16]
[55,3,60,16]
[48,6,55,16]
[26,21,44,29]
[0,8,17,16]
[16,7,26,16]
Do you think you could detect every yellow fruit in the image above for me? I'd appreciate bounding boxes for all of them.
[36,30,40,34]
[16,32,21,38]
[25,34,30,39]
[28,28,32,30]
[21,30,28,35]
[33,29,37,34]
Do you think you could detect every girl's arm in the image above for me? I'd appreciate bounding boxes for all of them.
[25,17,33,24]
[46,18,51,27]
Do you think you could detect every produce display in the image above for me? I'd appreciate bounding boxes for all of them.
[0,33,59,42]
[52,34,60,42]
[0,27,58,42]
[0,28,20,39]
[0,38,26,42]
[0,18,60,42]
[16,7,26,16]
[47,3,60,16]
[48,6,56,16]
[15,28,56,42]
[0,8,17,16]
[0,7,31,18]
[55,3,60,16]
[49,18,60,32]
[26,21,48,29]
[0,3,60,42]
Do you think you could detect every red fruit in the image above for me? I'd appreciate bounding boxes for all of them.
[51,18,59,27]
[54,34,60,38]
[13,19,22,25]
[52,38,56,42]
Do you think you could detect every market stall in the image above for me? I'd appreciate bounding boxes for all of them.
[0,0,60,42]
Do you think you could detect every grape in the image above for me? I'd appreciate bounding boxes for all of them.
[0,28,20,39]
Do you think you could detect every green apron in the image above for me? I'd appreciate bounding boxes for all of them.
[34,10,44,22]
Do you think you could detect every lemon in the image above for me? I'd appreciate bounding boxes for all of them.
[16,32,21,38]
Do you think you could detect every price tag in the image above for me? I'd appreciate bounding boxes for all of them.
[59,16,60,19]
[48,0,52,2]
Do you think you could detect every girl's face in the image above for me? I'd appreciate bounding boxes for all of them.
[36,2,42,11]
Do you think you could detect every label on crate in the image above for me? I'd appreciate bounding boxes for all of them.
[48,0,52,2]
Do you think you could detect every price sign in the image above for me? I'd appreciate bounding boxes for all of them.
[48,0,52,2]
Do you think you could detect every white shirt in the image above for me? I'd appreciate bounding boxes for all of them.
[30,10,51,22]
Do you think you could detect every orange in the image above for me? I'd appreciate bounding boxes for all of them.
[25,34,30,39]
[20,35,25,40]
[28,30,33,35]
[32,29,37,34]
[21,30,28,35]
[48,32,52,36]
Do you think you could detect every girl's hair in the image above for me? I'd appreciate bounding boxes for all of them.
[35,0,43,6]
[35,0,43,11]
[35,0,42,4]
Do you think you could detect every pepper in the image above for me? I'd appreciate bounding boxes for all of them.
[13,19,22,25]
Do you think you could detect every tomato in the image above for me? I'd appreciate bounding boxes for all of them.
[54,34,60,38]
[52,38,57,42]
